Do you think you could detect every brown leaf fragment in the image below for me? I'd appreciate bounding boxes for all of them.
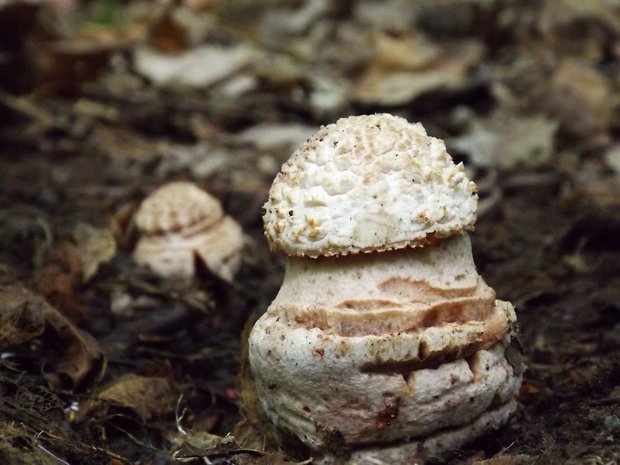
[33,242,84,320]
[33,222,116,318]
[38,38,123,95]
[133,44,254,90]
[0,284,46,347]
[538,0,620,35]
[604,145,620,174]
[170,430,311,465]
[355,37,483,105]
[450,107,558,169]
[92,124,156,166]
[97,374,177,421]
[0,283,105,390]
[470,454,534,465]
[72,222,116,283]
[0,421,63,465]
[546,58,613,145]
[42,307,106,390]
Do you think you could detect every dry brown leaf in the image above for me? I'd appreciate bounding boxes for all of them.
[0,283,105,390]
[91,123,151,161]
[546,58,613,144]
[72,222,116,283]
[0,421,62,465]
[33,242,84,320]
[539,0,620,35]
[355,38,483,105]
[470,454,534,465]
[133,44,255,89]
[371,31,441,70]
[38,39,122,95]
[450,108,558,169]
[97,374,177,421]
[605,145,620,173]
[0,283,46,347]
[33,222,115,318]
[42,303,105,390]
[170,428,313,465]
[237,123,316,155]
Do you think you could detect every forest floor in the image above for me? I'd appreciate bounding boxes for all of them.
[0,1,619,464]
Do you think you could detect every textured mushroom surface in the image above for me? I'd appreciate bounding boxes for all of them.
[249,235,521,456]
[135,181,223,235]
[343,400,517,465]
[262,114,478,257]
[249,115,521,464]
[133,182,243,281]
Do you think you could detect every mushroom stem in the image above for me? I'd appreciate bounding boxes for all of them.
[248,234,520,460]
[249,114,522,464]
[270,235,509,344]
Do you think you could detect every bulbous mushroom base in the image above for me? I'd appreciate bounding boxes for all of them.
[249,310,522,464]
[247,236,522,464]
[316,400,517,465]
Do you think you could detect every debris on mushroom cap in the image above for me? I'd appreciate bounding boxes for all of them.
[133,181,243,282]
[262,114,478,257]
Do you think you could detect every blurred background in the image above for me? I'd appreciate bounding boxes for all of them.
[0,1,619,464]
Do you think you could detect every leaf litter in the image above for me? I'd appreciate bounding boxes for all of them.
[0,1,619,464]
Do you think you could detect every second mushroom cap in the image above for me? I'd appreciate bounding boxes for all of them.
[133,181,244,282]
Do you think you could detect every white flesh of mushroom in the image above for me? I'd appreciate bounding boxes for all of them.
[249,235,521,463]
[133,182,244,282]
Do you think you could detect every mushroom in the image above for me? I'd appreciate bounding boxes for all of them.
[133,181,244,282]
[248,114,522,464]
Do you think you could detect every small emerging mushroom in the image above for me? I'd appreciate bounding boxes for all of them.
[133,181,243,282]
[248,114,523,464]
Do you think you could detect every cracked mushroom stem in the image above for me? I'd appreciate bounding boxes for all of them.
[132,181,244,282]
[248,114,522,465]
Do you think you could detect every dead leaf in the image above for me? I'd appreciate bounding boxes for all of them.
[0,283,46,347]
[308,72,351,117]
[371,31,441,70]
[33,222,116,318]
[92,123,153,163]
[354,0,417,34]
[450,107,558,169]
[0,283,105,390]
[170,429,312,465]
[38,38,123,95]
[355,38,483,105]
[0,421,62,465]
[133,44,255,89]
[571,167,620,210]
[237,123,316,154]
[97,374,177,421]
[539,0,620,35]
[263,0,330,37]
[470,454,534,465]
[546,58,613,145]
[33,242,84,320]
[604,145,620,174]
[72,222,116,283]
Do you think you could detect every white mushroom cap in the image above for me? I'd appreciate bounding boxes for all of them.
[262,114,478,257]
[133,182,243,282]
[135,182,223,236]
